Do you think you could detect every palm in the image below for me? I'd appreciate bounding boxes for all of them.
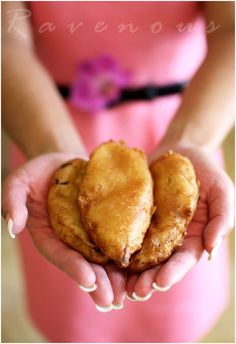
[127,145,234,298]
[185,149,217,241]
[3,153,126,308]
[181,146,233,242]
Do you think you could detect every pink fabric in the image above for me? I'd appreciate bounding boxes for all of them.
[10,2,230,342]
[18,230,229,343]
[28,2,206,85]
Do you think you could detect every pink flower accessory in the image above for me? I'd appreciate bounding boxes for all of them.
[69,55,131,114]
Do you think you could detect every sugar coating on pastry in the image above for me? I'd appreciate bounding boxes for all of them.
[47,159,108,264]
[129,150,199,272]
[78,141,154,268]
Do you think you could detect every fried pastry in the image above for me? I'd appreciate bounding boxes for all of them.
[47,159,108,264]
[78,141,154,268]
[129,151,199,272]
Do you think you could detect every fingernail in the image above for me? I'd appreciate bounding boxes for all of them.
[132,291,152,301]
[126,292,136,301]
[7,217,15,239]
[112,303,124,310]
[95,304,113,313]
[79,283,97,293]
[208,237,224,261]
[152,282,171,292]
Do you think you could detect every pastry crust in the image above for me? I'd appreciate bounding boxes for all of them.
[129,151,199,272]
[47,159,108,264]
[47,147,199,273]
[78,141,154,268]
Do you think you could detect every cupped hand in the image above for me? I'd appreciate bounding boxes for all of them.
[2,153,126,311]
[127,143,234,300]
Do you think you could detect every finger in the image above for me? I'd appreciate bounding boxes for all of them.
[203,175,234,255]
[105,263,127,309]
[132,266,161,300]
[29,225,97,289]
[2,170,29,235]
[126,273,139,300]
[153,236,203,290]
[89,264,114,311]
[186,201,208,237]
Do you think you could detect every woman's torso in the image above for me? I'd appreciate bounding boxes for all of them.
[28,1,206,85]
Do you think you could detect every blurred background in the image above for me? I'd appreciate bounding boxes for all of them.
[1,128,235,343]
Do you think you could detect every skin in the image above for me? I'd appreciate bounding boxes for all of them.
[2,1,234,307]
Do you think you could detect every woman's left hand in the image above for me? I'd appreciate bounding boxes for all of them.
[126,143,234,300]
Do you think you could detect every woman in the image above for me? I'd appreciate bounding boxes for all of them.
[2,2,234,342]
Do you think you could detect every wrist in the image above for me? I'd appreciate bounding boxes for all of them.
[159,125,217,153]
[26,134,88,159]
[150,137,207,164]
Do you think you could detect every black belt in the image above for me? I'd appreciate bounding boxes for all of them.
[58,82,187,109]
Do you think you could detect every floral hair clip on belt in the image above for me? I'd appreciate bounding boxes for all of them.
[58,55,187,114]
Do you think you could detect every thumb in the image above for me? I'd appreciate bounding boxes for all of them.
[2,169,30,237]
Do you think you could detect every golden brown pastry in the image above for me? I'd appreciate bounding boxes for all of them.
[129,151,199,272]
[47,159,108,264]
[78,141,154,268]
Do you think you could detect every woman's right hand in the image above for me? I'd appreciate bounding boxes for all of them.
[2,153,126,311]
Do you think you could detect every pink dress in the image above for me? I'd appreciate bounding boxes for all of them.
[11,2,230,342]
